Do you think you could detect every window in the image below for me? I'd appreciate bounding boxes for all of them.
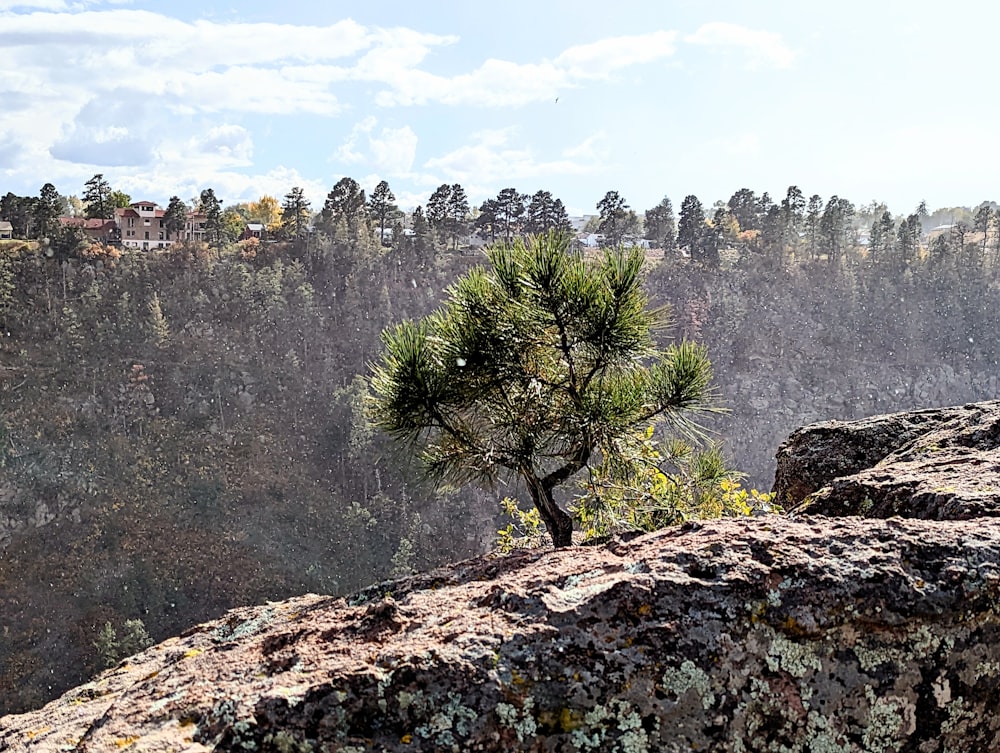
[158,232,164,240]
[144,231,149,240]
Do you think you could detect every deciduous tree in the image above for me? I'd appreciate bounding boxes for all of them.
[248,195,282,228]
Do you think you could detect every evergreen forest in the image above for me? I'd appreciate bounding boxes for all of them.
[1,178,999,713]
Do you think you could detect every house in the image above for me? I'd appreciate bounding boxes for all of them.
[116,201,170,250]
[240,223,264,241]
[112,201,208,250]
[57,217,118,245]
[183,212,207,244]
[0,221,12,240]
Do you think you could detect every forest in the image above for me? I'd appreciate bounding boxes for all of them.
[1,176,999,713]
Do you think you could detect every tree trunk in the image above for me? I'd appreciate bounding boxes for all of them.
[523,471,573,548]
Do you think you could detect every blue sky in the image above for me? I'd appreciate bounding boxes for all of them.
[0,0,996,216]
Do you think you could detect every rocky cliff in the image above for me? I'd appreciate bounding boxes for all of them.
[776,399,1000,519]
[4,402,1000,751]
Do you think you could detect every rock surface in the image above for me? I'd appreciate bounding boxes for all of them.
[775,400,1000,519]
[3,514,1000,752]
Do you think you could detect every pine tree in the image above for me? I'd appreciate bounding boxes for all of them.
[525,190,572,235]
[367,180,398,246]
[281,187,312,240]
[678,195,707,261]
[83,174,113,220]
[163,196,188,241]
[644,196,677,251]
[148,293,170,348]
[370,232,714,547]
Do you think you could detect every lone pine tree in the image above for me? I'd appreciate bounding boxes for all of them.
[369,231,714,547]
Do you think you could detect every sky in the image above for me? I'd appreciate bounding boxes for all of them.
[0,0,997,217]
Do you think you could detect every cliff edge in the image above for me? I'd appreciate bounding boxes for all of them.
[3,403,1000,752]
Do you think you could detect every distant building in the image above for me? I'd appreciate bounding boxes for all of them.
[57,216,119,245]
[116,201,169,250]
[241,223,265,241]
[111,201,208,250]
[0,221,12,240]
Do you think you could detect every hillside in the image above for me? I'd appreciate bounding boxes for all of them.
[2,232,999,714]
[5,400,1000,750]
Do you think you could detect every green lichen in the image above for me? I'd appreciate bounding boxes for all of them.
[496,697,538,743]
[661,660,715,709]
[261,730,313,753]
[566,700,660,753]
[211,608,276,643]
[862,685,913,753]
[974,660,1000,680]
[766,632,822,678]
[414,691,477,748]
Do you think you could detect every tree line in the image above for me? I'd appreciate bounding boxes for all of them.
[7,173,1000,282]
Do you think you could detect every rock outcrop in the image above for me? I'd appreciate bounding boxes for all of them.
[3,513,1000,752]
[775,400,1000,519]
[5,402,1000,752]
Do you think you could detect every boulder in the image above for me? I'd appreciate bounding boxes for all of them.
[774,400,1000,518]
[3,514,1000,752]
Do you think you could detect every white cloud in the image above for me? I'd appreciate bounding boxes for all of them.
[423,129,596,189]
[717,132,761,157]
[562,132,608,161]
[685,22,796,70]
[555,31,678,78]
[374,59,567,107]
[333,117,417,176]
[118,165,328,209]
[0,0,67,9]
[369,125,418,175]
[49,91,155,166]
[374,31,680,108]
[190,125,254,165]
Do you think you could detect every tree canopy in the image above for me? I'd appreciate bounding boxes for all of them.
[369,231,715,547]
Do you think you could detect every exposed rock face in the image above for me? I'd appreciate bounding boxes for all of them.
[775,400,1000,519]
[4,514,1000,752]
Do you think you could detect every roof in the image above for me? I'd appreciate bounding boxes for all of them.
[58,216,116,230]
[246,223,264,231]
[116,207,165,219]
[0,221,12,231]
